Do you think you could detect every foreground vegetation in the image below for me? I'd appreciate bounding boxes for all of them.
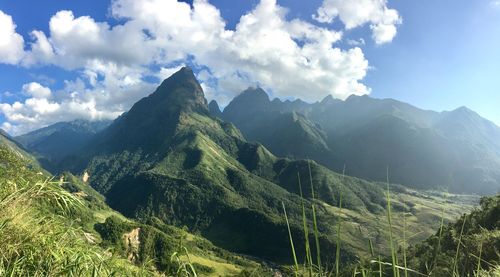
[281,167,499,276]
[0,146,273,276]
[0,147,145,276]
[1,141,498,276]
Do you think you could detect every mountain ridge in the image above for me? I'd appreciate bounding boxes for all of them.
[220,88,500,194]
[57,66,450,265]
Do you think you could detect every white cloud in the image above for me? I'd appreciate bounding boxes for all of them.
[1,0,400,134]
[192,0,368,104]
[370,22,397,44]
[46,10,157,69]
[0,10,25,64]
[346,38,366,46]
[23,31,55,66]
[157,64,187,81]
[1,63,155,135]
[22,82,52,99]
[313,0,401,44]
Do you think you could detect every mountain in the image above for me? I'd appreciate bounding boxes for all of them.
[0,134,269,276]
[67,67,346,263]
[221,89,500,194]
[53,67,472,267]
[220,88,336,166]
[208,100,222,118]
[15,119,111,171]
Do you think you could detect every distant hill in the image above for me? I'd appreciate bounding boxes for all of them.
[15,120,111,171]
[220,89,500,194]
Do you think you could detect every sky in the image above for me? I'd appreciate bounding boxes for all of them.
[0,0,499,135]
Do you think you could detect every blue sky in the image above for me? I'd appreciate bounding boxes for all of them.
[0,0,499,134]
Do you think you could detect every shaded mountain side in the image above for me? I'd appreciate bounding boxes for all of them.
[221,88,500,194]
[58,67,408,265]
[245,112,333,161]
[328,115,454,190]
[14,120,111,171]
[219,88,338,169]
[208,100,222,118]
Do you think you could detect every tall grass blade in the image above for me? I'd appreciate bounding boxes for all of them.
[335,165,345,277]
[452,216,467,276]
[378,255,383,277]
[385,167,399,277]
[430,191,447,274]
[476,231,483,275]
[369,238,375,258]
[403,200,408,277]
[298,172,313,276]
[282,201,299,276]
[308,161,322,274]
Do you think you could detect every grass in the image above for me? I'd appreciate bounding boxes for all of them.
[1,141,495,277]
[1,146,266,277]
[335,166,345,277]
[385,168,399,277]
[281,164,494,277]
[0,179,148,276]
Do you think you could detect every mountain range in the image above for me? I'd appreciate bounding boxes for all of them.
[9,66,496,268]
[215,88,500,194]
[15,119,110,171]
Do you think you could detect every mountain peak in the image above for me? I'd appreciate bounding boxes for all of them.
[321,95,340,105]
[453,106,474,114]
[442,106,479,122]
[208,100,222,117]
[237,87,270,103]
[87,66,210,153]
[346,94,371,102]
[152,66,208,113]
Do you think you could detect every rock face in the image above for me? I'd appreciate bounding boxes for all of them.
[123,228,141,263]
[82,171,90,183]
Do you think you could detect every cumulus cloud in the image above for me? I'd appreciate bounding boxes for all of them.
[108,0,368,103]
[23,82,52,99]
[1,77,154,134]
[0,0,403,134]
[313,0,401,44]
[0,10,25,64]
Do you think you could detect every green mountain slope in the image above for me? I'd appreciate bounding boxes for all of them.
[0,143,269,276]
[75,68,344,263]
[58,67,475,268]
[0,128,39,164]
[221,89,500,194]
